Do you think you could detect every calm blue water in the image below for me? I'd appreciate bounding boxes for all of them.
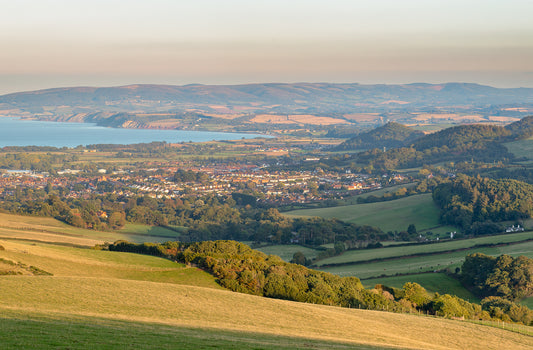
[0,117,267,147]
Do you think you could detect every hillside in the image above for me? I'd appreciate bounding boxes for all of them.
[1,83,532,132]
[506,115,533,139]
[336,122,425,150]
[1,238,532,349]
[355,123,516,169]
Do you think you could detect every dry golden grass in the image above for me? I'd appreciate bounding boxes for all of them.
[0,239,221,288]
[0,238,532,349]
[0,275,531,350]
[0,212,133,246]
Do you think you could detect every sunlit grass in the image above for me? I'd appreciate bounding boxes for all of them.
[285,194,445,233]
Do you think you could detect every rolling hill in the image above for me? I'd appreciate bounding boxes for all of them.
[1,237,532,349]
[1,83,532,131]
[336,121,425,150]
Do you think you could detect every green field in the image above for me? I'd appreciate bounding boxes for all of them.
[285,193,449,233]
[342,183,418,204]
[118,223,184,242]
[504,137,533,160]
[315,231,533,267]
[362,273,480,303]
[255,244,321,262]
[319,239,533,280]
[0,212,183,246]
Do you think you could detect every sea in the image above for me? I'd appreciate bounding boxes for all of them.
[0,117,268,148]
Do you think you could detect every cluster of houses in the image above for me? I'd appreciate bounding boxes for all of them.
[0,164,403,205]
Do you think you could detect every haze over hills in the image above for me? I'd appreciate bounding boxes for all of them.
[0,83,532,132]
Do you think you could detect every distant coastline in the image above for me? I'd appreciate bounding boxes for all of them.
[0,117,269,148]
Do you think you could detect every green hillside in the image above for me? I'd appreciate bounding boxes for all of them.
[285,193,449,233]
[336,122,425,150]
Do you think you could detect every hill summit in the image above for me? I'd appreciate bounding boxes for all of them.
[336,122,425,150]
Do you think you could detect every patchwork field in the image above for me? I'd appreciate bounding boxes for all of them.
[318,236,533,280]
[250,114,349,125]
[315,231,533,267]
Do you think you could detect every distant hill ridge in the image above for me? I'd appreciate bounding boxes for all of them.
[338,116,533,152]
[2,82,533,111]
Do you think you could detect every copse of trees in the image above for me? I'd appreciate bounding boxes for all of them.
[433,174,533,232]
[460,253,533,302]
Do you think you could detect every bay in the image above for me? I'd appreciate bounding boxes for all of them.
[0,117,267,147]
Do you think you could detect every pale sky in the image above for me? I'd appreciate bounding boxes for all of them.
[1,0,532,94]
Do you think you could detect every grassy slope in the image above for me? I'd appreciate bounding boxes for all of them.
[504,137,533,160]
[1,275,532,350]
[255,244,321,261]
[319,240,533,279]
[1,239,531,349]
[315,231,533,266]
[0,212,176,246]
[285,193,449,233]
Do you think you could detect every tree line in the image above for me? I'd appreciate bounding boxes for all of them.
[433,174,533,233]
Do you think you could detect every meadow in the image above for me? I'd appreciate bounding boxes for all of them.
[255,244,321,261]
[504,137,533,160]
[318,239,533,280]
[1,227,532,348]
[315,231,533,266]
[285,193,451,233]
[0,212,178,246]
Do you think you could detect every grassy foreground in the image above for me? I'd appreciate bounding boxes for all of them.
[1,236,532,348]
[1,275,532,350]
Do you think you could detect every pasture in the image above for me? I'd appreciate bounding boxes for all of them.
[315,231,533,266]
[0,212,178,246]
[118,223,183,242]
[285,193,447,233]
[255,244,321,262]
[504,137,533,160]
[318,239,533,279]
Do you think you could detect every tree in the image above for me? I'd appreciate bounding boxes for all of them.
[108,211,126,229]
[291,251,307,266]
[407,224,417,236]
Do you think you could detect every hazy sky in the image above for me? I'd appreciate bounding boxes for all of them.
[1,0,532,94]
